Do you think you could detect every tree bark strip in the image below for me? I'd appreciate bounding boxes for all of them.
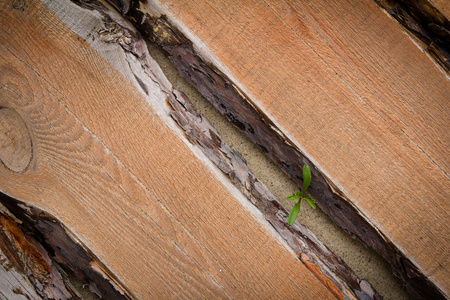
[116,2,447,299]
[168,89,381,300]
[0,194,129,299]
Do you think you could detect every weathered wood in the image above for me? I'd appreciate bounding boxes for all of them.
[0,207,73,299]
[120,1,450,299]
[0,210,48,300]
[0,246,45,300]
[0,194,127,299]
[168,89,380,299]
[0,0,379,298]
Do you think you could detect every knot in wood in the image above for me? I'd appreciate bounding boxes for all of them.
[0,107,32,172]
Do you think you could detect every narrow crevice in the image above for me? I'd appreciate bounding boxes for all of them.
[118,3,446,299]
[167,81,382,300]
[145,36,408,300]
[69,1,387,297]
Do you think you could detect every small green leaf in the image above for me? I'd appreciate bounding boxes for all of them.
[288,200,302,225]
[302,165,312,192]
[287,193,299,201]
[306,197,316,209]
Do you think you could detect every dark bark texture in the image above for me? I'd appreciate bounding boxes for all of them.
[119,2,446,299]
[0,193,130,300]
[168,89,381,300]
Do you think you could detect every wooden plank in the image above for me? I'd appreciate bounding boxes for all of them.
[0,0,346,298]
[433,0,450,19]
[372,0,450,72]
[167,88,380,299]
[126,0,450,298]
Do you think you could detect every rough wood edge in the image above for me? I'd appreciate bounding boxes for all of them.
[109,2,447,299]
[168,90,381,300]
[0,193,131,300]
[78,2,381,297]
[373,0,450,74]
[93,3,382,297]
[0,241,44,300]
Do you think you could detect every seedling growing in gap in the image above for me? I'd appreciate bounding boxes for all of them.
[287,165,316,225]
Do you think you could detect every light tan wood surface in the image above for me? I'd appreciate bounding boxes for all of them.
[0,0,337,298]
[143,0,450,294]
[432,0,450,19]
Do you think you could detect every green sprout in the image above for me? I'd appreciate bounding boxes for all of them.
[287,165,316,225]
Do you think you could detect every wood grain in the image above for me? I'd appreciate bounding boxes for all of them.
[167,87,381,299]
[138,0,450,296]
[432,0,450,19]
[0,108,32,172]
[0,0,337,298]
